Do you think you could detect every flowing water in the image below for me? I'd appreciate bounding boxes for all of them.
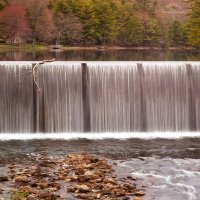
[0,61,200,133]
[0,139,200,200]
[1,60,200,200]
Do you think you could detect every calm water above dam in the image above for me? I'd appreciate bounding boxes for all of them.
[0,49,200,61]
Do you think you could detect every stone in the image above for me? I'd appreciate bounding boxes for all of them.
[39,190,51,198]
[27,195,37,200]
[133,197,142,200]
[127,176,137,181]
[75,184,90,193]
[15,175,29,183]
[134,191,145,196]
[36,182,48,189]
[0,176,8,182]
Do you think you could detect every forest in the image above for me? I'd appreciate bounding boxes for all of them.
[0,0,199,48]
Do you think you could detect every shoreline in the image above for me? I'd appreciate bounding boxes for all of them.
[0,44,198,51]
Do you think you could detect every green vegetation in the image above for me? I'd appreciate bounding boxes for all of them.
[0,0,8,10]
[169,21,187,47]
[0,0,199,48]
[0,44,48,51]
[186,0,200,47]
[10,191,28,200]
[49,0,164,46]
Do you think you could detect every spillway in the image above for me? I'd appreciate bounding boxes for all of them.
[0,61,200,133]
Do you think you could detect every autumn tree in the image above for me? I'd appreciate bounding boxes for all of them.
[0,5,30,44]
[26,0,48,44]
[186,0,200,47]
[37,8,56,44]
[54,12,83,45]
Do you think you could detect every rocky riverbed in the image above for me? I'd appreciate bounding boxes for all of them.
[0,153,145,200]
[1,138,200,200]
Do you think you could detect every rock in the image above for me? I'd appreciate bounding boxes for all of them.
[100,189,111,195]
[123,183,136,190]
[74,193,92,199]
[39,160,56,167]
[67,187,76,193]
[27,195,37,200]
[84,170,95,176]
[133,197,142,200]
[0,176,8,182]
[134,191,145,196]
[29,180,37,187]
[19,186,38,195]
[39,190,51,198]
[106,177,117,184]
[127,176,137,181]
[36,182,48,189]
[15,175,29,183]
[75,184,90,193]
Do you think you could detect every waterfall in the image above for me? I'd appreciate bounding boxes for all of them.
[0,61,200,133]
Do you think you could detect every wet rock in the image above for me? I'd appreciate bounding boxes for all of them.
[27,195,37,200]
[127,176,137,181]
[19,186,38,195]
[74,193,93,199]
[0,176,8,182]
[39,190,51,198]
[15,175,29,183]
[29,180,37,187]
[75,184,90,193]
[134,191,145,196]
[133,197,142,200]
[36,182,48,189]
[39,160,56,168]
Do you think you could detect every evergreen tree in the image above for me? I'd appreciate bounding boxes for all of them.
[144,19,161,46]
[117,16,144,46]
[76,0,97,44]
[93,0,117,45]
[186,0,200,47]
[168,21,187,46]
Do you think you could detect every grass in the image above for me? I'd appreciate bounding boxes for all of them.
[10,191,28,200]
[0,44,48,51]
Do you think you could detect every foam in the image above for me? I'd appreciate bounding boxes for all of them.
[1,132,200,141]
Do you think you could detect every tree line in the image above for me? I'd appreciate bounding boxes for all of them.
[0,0,199,47]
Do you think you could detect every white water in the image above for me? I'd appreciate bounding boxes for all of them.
[119,158,200,200]
[1,132,200,141]
[1,61,200,133]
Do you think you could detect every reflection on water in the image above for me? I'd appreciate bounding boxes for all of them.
[0,49,199,61]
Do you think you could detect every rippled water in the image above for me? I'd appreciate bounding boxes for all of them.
[0,138,200,199]
[120,158,200,200]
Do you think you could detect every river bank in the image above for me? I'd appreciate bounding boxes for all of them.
[0,44,197,52]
